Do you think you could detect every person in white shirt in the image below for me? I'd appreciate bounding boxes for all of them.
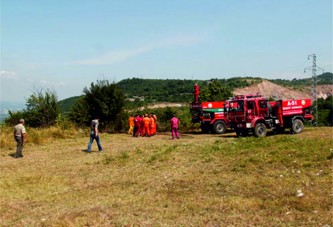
[14,119,26,158]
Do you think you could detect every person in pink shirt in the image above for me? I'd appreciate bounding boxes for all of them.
[170,114,180,139]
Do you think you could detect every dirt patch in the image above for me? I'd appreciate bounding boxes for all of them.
[234,80,332,100]
[139,102,186,110]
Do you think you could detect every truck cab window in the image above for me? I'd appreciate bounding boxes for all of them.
[247,101,254,109]
[259,100,267,109]
[237,101,244,111]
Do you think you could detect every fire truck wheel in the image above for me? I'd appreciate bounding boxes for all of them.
[213,121,227,134]
[291,119,304,134]
[254,123,267,137]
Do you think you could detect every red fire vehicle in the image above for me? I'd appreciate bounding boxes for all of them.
[227,94,314,137]
[190,101,229,134]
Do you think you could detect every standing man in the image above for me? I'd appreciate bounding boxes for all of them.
[153,113,158,134]
[194,83,200,102]
[14,119,26,158]
[133,114,141,137]
[86,117,103,152]
[128,115,134,135]
[149,114,156,136]
[139,114,144,136]
[142,114,151,137]
[170,114,180,139]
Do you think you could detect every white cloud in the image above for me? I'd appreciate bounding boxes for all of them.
[0,70,19,80]
[72,34,205,66]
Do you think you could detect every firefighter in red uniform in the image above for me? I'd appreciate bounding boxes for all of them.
[133,114,141,137]
[194,83,200,102]
[139,114,144,136]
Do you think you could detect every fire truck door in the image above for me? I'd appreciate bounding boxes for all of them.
[258,100,269,117]
[246,101,255,117]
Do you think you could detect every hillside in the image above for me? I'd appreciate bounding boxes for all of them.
[58,95,82,114]
[58,73,332,113]
[0,127,332,226]
[270,72,333,87]
[115,73,333,102]
[116,77,264,101]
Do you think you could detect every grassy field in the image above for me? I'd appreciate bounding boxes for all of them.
[0,127,332,226]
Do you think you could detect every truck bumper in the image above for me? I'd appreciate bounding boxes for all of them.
[237,123,252,128]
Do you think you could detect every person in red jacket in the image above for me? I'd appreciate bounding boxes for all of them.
[139,114,144,136]
[194,83,200,102]
[133,114,141,137]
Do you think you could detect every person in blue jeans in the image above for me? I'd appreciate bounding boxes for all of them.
[86,117,103,152]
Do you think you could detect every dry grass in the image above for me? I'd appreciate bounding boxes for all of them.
[0,125,83,148]
[0,127,332,226]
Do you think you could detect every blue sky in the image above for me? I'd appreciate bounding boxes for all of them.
[1,0,332,103]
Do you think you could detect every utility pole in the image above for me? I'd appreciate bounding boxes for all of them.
[305,54,324,126]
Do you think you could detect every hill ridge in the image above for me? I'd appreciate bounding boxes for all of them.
[234,80,332,100]
[58,73,332,112]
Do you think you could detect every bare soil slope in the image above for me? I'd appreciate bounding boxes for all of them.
[234,80,332,100]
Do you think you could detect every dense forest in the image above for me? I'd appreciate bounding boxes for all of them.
[116,77,261,103]
[59,73,332,113]
[58,77,261,113]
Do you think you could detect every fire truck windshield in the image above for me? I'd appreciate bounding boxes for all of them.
[229,100,244,112]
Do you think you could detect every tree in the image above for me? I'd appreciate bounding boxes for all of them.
[68,96,89,126]
[26,89,60,127]
[5,89,59,127]
[70,80,125,131]
[5,110,27,126]
[316,95,333,126]
[328,109,333,126]
[200,80,233,101]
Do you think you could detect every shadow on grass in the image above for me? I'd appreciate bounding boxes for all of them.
[159,129,297,139]
[8,153,16,158]
[222,129,296,138]
[8,152,23,158]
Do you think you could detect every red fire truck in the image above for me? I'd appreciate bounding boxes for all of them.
[227,94,314,137]
[190,101,229,134]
